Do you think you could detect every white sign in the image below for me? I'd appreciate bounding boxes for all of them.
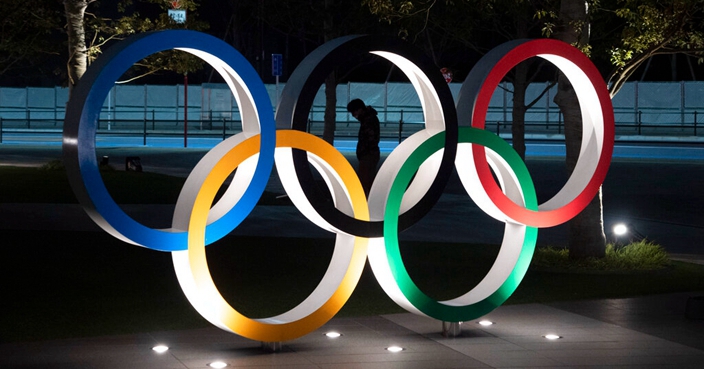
[168,9,186,23]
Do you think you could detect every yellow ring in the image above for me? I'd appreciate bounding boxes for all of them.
[183,130,369,342]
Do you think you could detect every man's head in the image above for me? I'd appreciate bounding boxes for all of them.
[347,98,366,119]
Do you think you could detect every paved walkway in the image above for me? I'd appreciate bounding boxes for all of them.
[1,143,704,368]
[1,293,703,368]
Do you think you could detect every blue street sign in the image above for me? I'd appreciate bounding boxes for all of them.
[272,54,283,76]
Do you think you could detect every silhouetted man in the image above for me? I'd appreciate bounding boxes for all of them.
[347,98,380,196]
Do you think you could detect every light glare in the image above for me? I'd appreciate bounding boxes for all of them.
[544,334,561,340]
[613,223,628,236]
[151,345,169,353]
[386,346,404,352]
[325,331,342,338]
[208,362,228,368]
[478,320,494,326]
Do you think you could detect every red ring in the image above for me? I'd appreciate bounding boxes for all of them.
[470,39,614,227]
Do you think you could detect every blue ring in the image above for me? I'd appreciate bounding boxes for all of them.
[62,30,275,251]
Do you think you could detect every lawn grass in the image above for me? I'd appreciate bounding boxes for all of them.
[0,165,185,204]
[532,240,671,272]
[0,163,290,205]
[1,165,704,343]
[2,229,704,343]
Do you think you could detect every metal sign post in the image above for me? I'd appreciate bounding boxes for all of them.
[184,72,188,147]
[272,54,283,110]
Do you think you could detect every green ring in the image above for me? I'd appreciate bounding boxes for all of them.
[383,127,538,322]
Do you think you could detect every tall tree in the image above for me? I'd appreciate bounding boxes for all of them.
[552,0,607,259]
[64,0,91,92]
[323,0,341,144]
[370,0,704,259]
[541,0,704,258]
[367,0,606,259]
[365,0,487,72]
[490,0,557,161]
[243,0,388,144]
[365,0,555,160]
[62,0,208,95]
[0,0,62,81]
[599,0,704,97]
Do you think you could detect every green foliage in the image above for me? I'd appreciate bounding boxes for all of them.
[0,165,181,204]
[536,7,558,38]
[253,0,389,43]
[364,1,704,98]
[362,0,559,74]
[0,164,291,205]
[1,0,210,85]
[596,0,704,95]
[84,0,209,81]
[39,159,65,171]
[0,0,63,76]
[531,240,671,272]
[363,0,421,23]
[40,158,112,173]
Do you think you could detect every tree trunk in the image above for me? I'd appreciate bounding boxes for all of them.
[512,61,528,161]
[511,13,530,161]
[322,71,337,144]
[321,0,337,144]
[64,0,88,95]
[554,0,606,259]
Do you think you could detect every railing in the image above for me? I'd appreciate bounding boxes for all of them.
[306,107,703,142]
[0,108,701,145]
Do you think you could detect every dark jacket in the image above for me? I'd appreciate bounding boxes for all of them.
[356,106,380,159]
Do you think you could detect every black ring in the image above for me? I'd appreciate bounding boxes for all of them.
[275,35,458,237]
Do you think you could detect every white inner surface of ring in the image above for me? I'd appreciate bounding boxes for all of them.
[459,53,604,224]
[367,51,446,220]
[365,51,454,315]
[272,50,448,232]
[265,150,357,323]
[170,47,271,332]
[173,146,359,329]
[536,53,603,212]
[171,48,262,231]
[451,144,527,305]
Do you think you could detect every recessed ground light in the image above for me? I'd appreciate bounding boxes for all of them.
[478,320,494,326]
[386,346,404,353]
[325,332,342,338]
[208,362,228,368]
[544,334,561,340]
[151,345,169,353]
[613,223,628,236]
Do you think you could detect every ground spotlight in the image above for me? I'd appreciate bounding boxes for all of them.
[151,345,169,353]
[543,334,561,340]
[208,362,228,368]
[610,222,645,244]
[325,331,342,338]
[478,320,494,326]
[613,223,628,236]
[386,346,404,352]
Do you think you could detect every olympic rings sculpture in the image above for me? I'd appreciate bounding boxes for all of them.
[63,30,614,343]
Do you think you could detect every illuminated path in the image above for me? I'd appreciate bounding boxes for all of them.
[2,131,704,160]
